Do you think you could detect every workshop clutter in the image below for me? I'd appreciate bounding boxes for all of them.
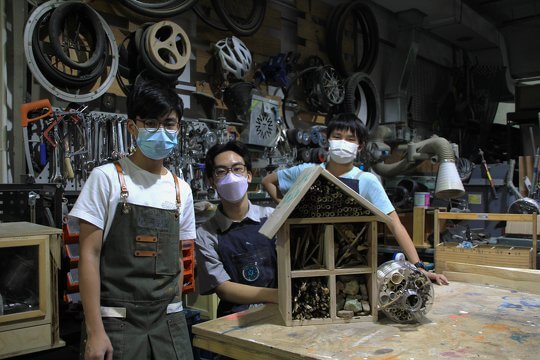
[20,100,132,189]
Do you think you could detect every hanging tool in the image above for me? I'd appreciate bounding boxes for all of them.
[28,191,39,223]
[530,147,540,198]
[20,99,53,183]
[478,148,497,199]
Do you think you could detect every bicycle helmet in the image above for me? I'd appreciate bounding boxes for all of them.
[214,36,252,80]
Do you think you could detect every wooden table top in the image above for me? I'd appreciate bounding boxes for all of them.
[192,281,540,359]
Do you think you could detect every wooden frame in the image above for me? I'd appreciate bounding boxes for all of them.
[0,235,48,324]
[0,222,64,358]
[259,167,391,327]
[434,211,537,272]
[277,217,379,326]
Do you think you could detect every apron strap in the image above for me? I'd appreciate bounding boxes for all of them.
[114,161,130,213]
[172,173,181,216]
[114,160,181,215]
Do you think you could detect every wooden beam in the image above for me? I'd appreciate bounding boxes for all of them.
[436,212,535,222]
[443,262,540,294]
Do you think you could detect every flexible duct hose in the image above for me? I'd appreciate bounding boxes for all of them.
[372,136,455,177]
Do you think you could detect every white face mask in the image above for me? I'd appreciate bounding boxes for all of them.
[328,139,359,164]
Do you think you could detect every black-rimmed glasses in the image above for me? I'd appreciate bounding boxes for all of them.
[213,164,247,178]
[137,118,179,133]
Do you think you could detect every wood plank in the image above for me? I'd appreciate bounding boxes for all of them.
[277,226,291,326]
[297,17,325,43]
[436,212,535,221]
[0,324,52,357]
[446,262,540,283]
[435,244,533,273]
[0,222,62,237]
[443,271,540,295]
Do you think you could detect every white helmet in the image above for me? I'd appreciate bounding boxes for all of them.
[214,36,252,80]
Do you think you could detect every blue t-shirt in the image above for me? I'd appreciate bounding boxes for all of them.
[277,163,395,215]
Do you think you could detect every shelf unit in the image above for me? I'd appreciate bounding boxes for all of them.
[182,239,195,294]
[434,211,538,272]
[0,222,64,358]
[277,217,379,326]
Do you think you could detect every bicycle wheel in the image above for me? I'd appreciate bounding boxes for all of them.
[118,0,197,18]
[211,0,266,36]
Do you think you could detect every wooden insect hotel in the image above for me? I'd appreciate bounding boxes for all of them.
[260,166,391,326]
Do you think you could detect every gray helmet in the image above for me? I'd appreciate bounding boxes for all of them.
[214,36,252,80]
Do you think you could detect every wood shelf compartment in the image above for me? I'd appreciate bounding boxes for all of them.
[278,219,378,326]
[0,222,64,358]
[434,211,538,272]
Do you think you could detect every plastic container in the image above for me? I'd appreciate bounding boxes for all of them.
[414,192,430,207]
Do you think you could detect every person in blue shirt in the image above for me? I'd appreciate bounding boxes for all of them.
[262,113,449,285]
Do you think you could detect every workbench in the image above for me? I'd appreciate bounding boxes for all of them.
[192,281,540,359]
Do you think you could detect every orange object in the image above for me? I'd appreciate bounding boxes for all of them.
[182,240,195,294]
[20,99,53,127]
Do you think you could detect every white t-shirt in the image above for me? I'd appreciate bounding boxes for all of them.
[70,157,196,241]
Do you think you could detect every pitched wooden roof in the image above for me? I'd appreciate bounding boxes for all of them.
[259,166,392,238]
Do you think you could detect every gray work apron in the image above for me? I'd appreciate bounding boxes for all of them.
[216,218,277,317]
[80,161,193,360]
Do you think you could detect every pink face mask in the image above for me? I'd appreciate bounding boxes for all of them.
[216,173,248,203]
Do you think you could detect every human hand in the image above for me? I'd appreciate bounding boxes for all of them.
[268,288,279,304]
[423,270,449,285]
[84,330,113,360]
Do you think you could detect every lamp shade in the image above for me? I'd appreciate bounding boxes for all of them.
[435,160,465,199]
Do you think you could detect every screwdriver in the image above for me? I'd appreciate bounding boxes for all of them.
[478,148,497,199]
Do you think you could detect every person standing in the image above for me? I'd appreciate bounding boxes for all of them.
[195,141,278,317]
[262,113,449,285]
[71,77,196,360]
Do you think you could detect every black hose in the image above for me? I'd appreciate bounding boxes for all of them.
[32,9,106,88]
[48,2,106,71]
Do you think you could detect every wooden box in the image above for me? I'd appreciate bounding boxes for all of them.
[435,243,534,273]
[260,167,391,326]
[434,212,537,273]
[0,222,64,359]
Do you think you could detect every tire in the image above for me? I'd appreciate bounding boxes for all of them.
[48,2,106,71]
[192,2,228,32]
[329,2,379,76]
[145,21,191,73]
[32,10,106,88]
[211,0,266,36]
[140,27,183,82]
[343,72,380,131]
[118,0,197,18]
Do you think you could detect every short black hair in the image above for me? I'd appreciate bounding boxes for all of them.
[126,75,184,121]
[205,141,252,180]
[326,113,368,144]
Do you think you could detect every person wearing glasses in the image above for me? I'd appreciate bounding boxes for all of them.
[195,141,278,317]
[262,113,449,286]
[71,77,196,360]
